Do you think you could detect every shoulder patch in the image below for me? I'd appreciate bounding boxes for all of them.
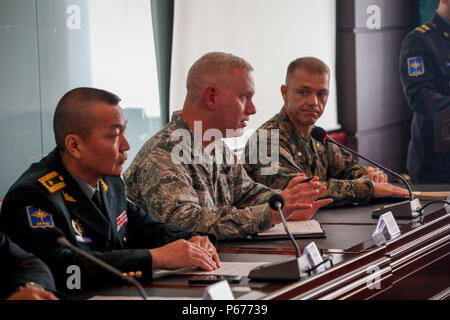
[38,171,65,194]
[26,206,55,229]
[407,56,425,77]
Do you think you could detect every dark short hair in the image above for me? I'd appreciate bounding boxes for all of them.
[53,87,121,152]
[285,57,330,85]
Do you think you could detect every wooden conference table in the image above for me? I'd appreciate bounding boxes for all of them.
[75,184,450,300]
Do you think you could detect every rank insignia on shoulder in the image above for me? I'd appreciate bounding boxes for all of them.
[407,56,425,77]
[38,171,65,194]
[100,179,109,193]
[415,27,425,34]
[26,206,54,229]
[415,23,434,34]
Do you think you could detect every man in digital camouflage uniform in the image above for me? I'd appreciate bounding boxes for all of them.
[243,57,409,207]
[124,52,333,240]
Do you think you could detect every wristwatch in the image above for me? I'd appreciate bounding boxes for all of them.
[16,281,44,292]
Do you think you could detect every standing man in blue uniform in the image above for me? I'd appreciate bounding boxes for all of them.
[399,0,450,183]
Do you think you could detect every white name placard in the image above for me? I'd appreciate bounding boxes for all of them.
[303,242,325,273]
[372,211,401,246]
[202,280,234,300]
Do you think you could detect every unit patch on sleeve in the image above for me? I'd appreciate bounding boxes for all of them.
[26,206,55,229]
[407,56,425,77]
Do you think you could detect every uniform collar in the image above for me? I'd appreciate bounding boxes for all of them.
[279,106,315,144]
[46,148,100,199]
[436,12,450,27]
[63,164,98,199]
[432,12,450,33]
[169,110,221,168]
[279,106,299,139]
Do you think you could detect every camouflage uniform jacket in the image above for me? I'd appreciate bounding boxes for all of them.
[124,111,277,240]
[243,107,374,206]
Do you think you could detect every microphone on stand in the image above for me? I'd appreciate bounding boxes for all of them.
[43,228,147,300]
[310,126,421,219]
[248,194,310,281]
[268,194,301,258]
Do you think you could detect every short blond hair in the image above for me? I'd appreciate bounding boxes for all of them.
[186,52,253,91]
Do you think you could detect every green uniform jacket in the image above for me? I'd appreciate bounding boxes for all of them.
[0,148,196,291]
[243,107,374,207]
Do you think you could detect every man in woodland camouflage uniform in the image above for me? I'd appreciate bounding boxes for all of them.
[124,52,333,240]
[243,57,409,207]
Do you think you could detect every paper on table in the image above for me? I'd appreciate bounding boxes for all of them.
[256,220,324,237]
[183,262,269,277]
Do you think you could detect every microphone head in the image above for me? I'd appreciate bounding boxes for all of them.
[269,194,285,210]
[311,126,328,142]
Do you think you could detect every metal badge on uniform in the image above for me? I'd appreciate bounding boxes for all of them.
[407,56,425,77]
[26,206,54,229]
[72,219,92,243]
[117,211,128,231]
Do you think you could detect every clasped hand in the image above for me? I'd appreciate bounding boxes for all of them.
[271,173,333,224]
[149,235,220,271]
